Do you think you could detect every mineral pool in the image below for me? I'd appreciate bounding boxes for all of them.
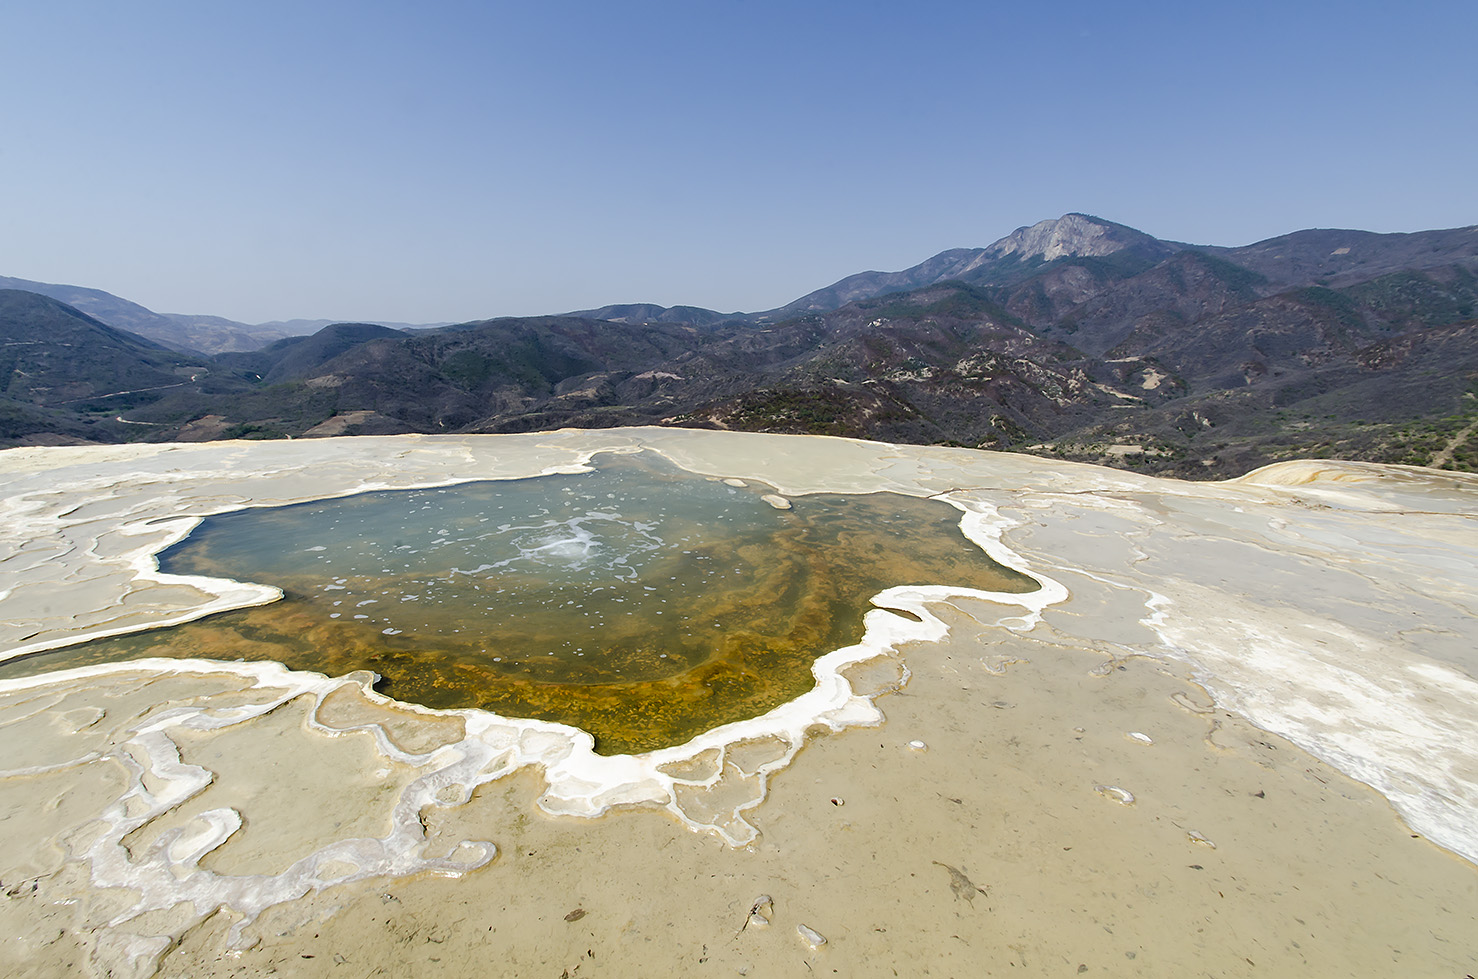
[3,452,1034,753]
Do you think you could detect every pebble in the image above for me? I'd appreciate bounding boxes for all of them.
[1187,829,1217,848]
[1127,731,1154,745]
[907,739,928,751]
[761,494,792,510]
[796,923,827,949]
[1094,784,1135,805]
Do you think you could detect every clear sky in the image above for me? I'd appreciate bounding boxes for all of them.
[2,1,1474,325]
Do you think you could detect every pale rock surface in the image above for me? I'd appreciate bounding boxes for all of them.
[0,430,1475,978]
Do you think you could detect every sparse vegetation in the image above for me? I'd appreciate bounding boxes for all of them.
[720,388,874,438]
[219,422,290,440]
[1292,286,1367,330]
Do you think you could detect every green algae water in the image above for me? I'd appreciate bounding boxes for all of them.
[2,453,1033,753]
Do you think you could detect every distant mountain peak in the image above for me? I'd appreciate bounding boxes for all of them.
[759,213,1185,320]
[982,213,1167,262]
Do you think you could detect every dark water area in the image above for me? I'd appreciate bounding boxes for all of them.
[3,453,1033,753]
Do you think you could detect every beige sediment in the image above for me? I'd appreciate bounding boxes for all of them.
[137,634,1478,977]
[0,430,1476,978]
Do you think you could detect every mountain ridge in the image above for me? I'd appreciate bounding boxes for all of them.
[0,276,447,355]
[4,214,1476,477]
[753,213,1190,321]
[10,213,1477,349]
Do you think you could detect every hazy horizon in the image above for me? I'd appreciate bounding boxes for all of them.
[3,1,1474,324]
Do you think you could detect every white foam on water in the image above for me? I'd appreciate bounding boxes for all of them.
[487,510,663,579]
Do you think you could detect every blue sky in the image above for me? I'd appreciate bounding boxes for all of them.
[2,1,1474,324]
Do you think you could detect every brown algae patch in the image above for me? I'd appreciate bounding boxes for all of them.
[4,452,1033,754]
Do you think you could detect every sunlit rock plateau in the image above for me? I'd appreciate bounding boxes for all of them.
[1,429,1475,978]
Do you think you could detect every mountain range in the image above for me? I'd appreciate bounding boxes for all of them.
[3,213,1475,478]
[0,276,446,354]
